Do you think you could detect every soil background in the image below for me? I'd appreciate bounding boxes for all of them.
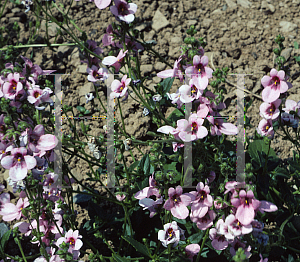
[1,0,300,261]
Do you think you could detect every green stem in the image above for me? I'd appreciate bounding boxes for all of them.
[262,139,271,176]
[15,239,28,262]
[196,229,209,262]
[0,0,8,19]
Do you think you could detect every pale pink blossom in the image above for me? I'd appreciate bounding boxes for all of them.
[209,219,229,250]
[110,0,137,23]
[163,185,192,219]
[231,190,261,226]
[110,74,131,100]
[0,197,29,221]
[157,56,184,82]
[134,173,160,200]
[190,182,213,218]
[256,119,274,139]
[261,68,291,103]
[87,66,108,82]
[94,0,111,9]
[259,99,281,120]
[176,113,208,142]
[185,244,200,261]
[102,49,128,72]
[56,229,83,253]
[185,55,213,90]
[190,210,216,230]
[1,147,37,181]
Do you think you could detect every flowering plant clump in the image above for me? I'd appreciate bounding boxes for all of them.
[0,0,299,262]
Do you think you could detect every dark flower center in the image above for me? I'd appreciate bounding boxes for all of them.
[166,227,175,239]
[118,3,128,15]
[69,237,75,245]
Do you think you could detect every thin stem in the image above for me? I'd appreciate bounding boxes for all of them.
[196,229,209,262]
[0,0,8,19]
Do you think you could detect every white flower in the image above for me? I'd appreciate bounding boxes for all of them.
[85,93,94,104]
[153,94,162,102]
[158,221,185,248]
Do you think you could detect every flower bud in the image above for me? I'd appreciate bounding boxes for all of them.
[273,48,280,55]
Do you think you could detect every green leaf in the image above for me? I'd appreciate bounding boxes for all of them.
[161,77,175,96]
[112,254,130,262]
[138,154,150,176]
[76,105,86,113]
[294,41,299,49]
[273,167,290,179]
[248,139,278,169]
[167,108,185,126]
[128,161,140,172]
[122,236,152,258]
[187,232,204,244]
[172,217,186,225]
[0,229,11,251]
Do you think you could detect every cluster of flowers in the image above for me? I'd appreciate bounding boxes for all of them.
[134,173,277,260]
[155,49,238,152]
[257,68,300,138]
[0,57,84,261]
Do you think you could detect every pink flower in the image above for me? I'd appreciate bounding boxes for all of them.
[1,147,37,181]
[102,49,128,72]
[185,244,200,261]
[190,182,213,218]
[229,238,251,258]
[20,125,45,153]
[220,214,252,239]
[116,194,126,201]
[258,200,278,214]
[110,0,137,23]
[0,197,29,221]
[87,66,108,82]
[190,210,216,230]
[283,99,300,117]
[158,221,185,247]
[209,219,229,250]
[27,86,53,110]
[231,190,261,226]
[207,114,238,136]
[102,24,116,47]
[224,181,246,195]
[36,134,58,152]
[2,73,24,100]
[110,74,131,100]
[185,55,213,90]
[139,196,163,218]
[157,57,184,82]
[163,185,192,219]
[261,68,290,103]
[94,0,111,9]
[56,229,83,253]
[256,119,274,139]
[176,113,208,142]
[166,85,195,108]
[259,99,281,120]
[134,173,160,200]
